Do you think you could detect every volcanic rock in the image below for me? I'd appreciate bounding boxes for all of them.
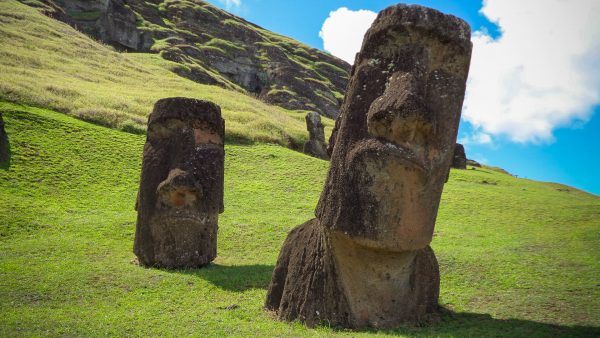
[452,143,467,169]
[38,0,351,118]
[467,159,482,167]
[0,113,8,164]
[134,97,225,268]
[265,4,472,329]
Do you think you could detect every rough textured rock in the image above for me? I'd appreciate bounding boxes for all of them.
[266,4,472,329]
[452,143,467,169]
[303,112,328,160]
[134,97,224,268]
[33,0,351,118]
[467,159,482,167]
[0,113,8,164]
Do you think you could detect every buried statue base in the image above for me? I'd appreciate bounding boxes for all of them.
[266,219,440,328]
[265,4,472,329]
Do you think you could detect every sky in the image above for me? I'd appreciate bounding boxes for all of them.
[207,0,600,196]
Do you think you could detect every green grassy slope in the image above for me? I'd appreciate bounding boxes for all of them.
[1,104,599,337]
[0,0,334,146]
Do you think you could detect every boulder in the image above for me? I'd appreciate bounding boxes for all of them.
[0,113,8,164]
[452,143,467,169]
[303,112,328,159]
[134,97,225,268]
[265,4,472,329]
[467,159,482,167]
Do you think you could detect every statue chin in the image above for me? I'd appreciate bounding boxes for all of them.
[148,212,218,268]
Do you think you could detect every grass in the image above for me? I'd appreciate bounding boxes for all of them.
[0,101,599,337]
[66,10,102,21]
[0,0,335,146]
[1,0,599,335]
[204,37,246,53]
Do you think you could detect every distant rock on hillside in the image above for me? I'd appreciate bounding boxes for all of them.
[0,112,8,164]
[28,0,351,118]
[452,143,467,169]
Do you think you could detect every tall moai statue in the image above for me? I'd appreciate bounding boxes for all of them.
[134,98,225,268]
[265,4,472,329]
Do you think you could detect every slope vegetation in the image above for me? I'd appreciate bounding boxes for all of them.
[29,0,350,117]
[1,103,598,337]
[0,0,334,147]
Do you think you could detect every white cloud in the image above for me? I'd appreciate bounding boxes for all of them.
[319,7,377,64]
[320,2,600,144]
[464,0,600,143]
[219,0,241,10]
[460,132,492,145]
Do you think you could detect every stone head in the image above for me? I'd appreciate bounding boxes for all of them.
[317,5,472,252]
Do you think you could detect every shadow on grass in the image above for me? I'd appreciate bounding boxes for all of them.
[332,308,600,337]
[164,263,274,292]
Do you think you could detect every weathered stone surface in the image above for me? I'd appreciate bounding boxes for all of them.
[303,112,328,159]
[0,113,8,164]
[34,0,350,118]
[266,4,471,329]
[452,143,467,169]
[467,159,482,167]
[134,97,224,268]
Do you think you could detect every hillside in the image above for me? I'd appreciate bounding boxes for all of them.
[0,0,335,147]
[1,103,599,336]
[24,0,351,118]
[1,0,600,336]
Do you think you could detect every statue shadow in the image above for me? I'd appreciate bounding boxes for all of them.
[164,263,274,292]
[335,308,600,337]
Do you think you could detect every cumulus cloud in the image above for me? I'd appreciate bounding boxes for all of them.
[219,0,241,10]
[319,7,377,64]
[320,2,600,144]
[463,0,600,143]
[460,132,492,145]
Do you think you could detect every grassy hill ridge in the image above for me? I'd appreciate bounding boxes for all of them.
[0,0,334,147]
[1,102,598,336]
[25,0,350,117]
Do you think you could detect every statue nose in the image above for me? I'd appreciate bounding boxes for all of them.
[156,169,201,208]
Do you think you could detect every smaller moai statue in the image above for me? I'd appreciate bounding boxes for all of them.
[303,112,329,160]
[0,113,8,164]
[452,143,467,169]
[134,97,225,268]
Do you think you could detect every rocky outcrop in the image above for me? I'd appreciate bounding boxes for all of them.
[303,112,328,159]
[0,113,8,165]
[33,0,351,118]
[467,159,482,167]
[134,97,225,268]
[452,143,467,169]
[266,4,472,329]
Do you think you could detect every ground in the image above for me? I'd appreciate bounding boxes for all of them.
[0,103,598,337]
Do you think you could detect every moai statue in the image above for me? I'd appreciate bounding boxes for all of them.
[452,143,467,169]
[134,98,225,268]
[303,112,329,160]
[0,113,8,164]
[266,4,472,329]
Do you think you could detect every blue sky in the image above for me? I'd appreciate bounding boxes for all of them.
[207,0,600,196]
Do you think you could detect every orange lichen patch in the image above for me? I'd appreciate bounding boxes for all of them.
[169,187,198,208]
[194,128,222,145]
